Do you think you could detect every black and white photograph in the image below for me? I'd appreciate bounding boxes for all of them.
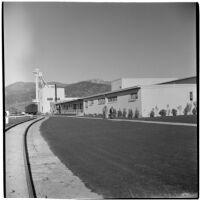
[3,2,198,198]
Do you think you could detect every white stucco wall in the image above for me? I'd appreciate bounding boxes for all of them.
[111,79,122,91]
[39,86,65,113]
[84,98,106,115]
[111,78,177,91]
[140,84,197,117]
[122,78,176,88]
[84,89,142,117]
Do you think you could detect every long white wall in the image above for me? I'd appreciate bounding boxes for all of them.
[140,84,196,117]
[84,90,142,117]
[111,78,177,91]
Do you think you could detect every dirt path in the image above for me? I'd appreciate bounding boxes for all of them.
[6,119,38,198]
[27,117,103,199]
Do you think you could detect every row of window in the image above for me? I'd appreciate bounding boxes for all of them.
[98,98,106,105]
[85,93,138,108]
[47,97,60,101]
[108,96,117,103]
[129,93,138,101]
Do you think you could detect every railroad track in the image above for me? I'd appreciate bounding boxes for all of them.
[5,117,37,132]
[5,117,45,198]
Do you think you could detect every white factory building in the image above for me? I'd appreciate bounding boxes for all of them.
[37,85,79,114]
[33,69,77,114]
[54,76,196,118]
[38,85,65,113]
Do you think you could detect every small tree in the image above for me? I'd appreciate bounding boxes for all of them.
[134,109,139,118]
[192,107,197,115]
[193,101,197,109]
[128,109,133,119]
[183,103,192,115]
[112,109,117,118]
[192,101,197,115]
[171,109,177,116]
[117,109,122,118]
[122,108,127,118]
[159,109,167,117]
[150,109,155,118]
[102,106,108,119]
[25,103,38,115]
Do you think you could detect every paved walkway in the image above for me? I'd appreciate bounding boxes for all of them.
[5,119,37,198]
[27,117,103,199]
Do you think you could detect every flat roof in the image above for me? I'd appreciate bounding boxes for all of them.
[55,85,141,104]
[55,76,196,104]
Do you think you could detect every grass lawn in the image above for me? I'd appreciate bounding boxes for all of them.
[82,115,197,124]
[40,116,198,198]
[138,115,197,124]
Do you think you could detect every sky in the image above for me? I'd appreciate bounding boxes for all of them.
[4,2,197,86]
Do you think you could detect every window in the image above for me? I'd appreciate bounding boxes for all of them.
[98,98,105,105]
[190,91,193,101]
[85,101,88,108]
[89,100,94,106]
[129,93,138,101]
[108,96,117,103]
[47,97,53,101]
[80,104,83,110]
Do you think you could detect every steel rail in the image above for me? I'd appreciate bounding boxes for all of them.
[23,117,45,198]
[5,117,37,132]
[5,116,45,198]
[5,116,37,198]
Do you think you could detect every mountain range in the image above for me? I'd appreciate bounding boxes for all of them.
[5,80,111,112]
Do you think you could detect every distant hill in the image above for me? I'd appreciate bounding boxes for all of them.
[47,81,68,88]
[5,82,36,112]
[5,80,111,112]
[64,81,111,97]
[87,79,111,85]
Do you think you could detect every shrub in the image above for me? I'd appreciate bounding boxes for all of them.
[183,103,192,115]
[112,109,117,118]
[192,107,197,115]
[102,106,108,119]
[117,109,122,118]
[97,113,103,118]
[177,105,182,115]
[159,109,167,117]
[192,101,197,115]
[134,109,139,118]
[128,109,133,119]
[122,108,127,118]
[171,108,177,116]
[193,101,197,108]
[150,109,155,118]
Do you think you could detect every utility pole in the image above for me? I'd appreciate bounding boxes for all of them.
[33,68,40,112]
[55,84,57,102]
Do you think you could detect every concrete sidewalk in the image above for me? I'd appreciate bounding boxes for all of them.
[5,119,38,198]
[27,117,103,199]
